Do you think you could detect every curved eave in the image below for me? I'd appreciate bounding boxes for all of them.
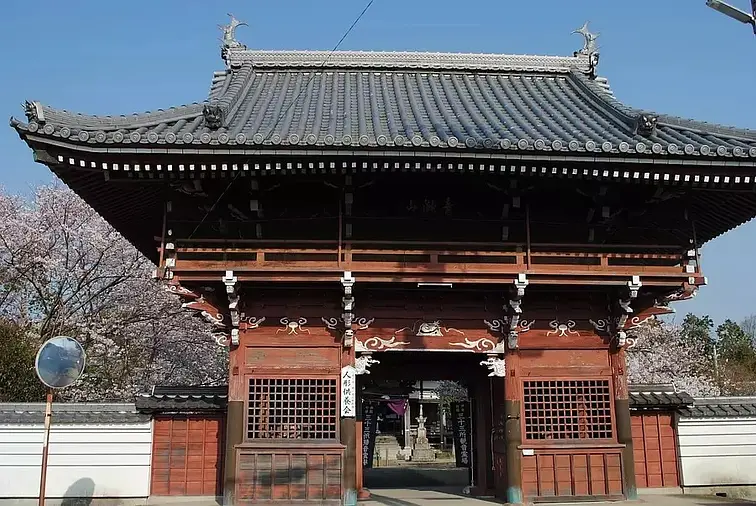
[38,159,165,263]
[12,126,756,170]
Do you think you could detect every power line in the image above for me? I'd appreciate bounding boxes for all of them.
[188,0,376,239]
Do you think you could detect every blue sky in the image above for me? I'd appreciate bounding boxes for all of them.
[1,0,755,326]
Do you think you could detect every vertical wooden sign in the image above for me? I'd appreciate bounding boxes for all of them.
[341,365,357,418]
[362,401,378,468]
[450,401,472,468]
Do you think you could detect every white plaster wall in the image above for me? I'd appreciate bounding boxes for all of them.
[0,423,152,498]
[677,417,756,487]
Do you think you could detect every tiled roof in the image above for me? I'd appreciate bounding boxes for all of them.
[680,397,756,418]
[10,50,756,159]
[135,385,227,413]
[629,384,694,411]
[0,403,148,425]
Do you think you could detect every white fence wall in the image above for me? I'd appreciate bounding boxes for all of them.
[0,422,152,498]
[678,416,756,487]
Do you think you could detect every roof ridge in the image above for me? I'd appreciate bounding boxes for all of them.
[694,396,756,402]
[224,48,594,74]
[16,100,205,132]
[568,72,638,131]
[572,72,756,144]
[655,113,756,143]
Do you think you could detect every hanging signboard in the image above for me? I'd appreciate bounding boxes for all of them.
[362,401,378,468]
[450,401,471,468]
[340,365,356,418]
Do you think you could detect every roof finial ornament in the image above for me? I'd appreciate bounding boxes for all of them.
[572,21,600,74]
[220,14,248,65]
[23,100,45,124]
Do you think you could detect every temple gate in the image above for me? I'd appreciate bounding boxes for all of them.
[12,16,756,504]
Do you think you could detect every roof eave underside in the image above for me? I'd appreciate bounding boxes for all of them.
[17,130,756,250]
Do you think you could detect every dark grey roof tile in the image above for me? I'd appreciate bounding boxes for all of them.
[0,403,148,425]
[628,385,693,410]
[680,397,756,418]
[135,385,228,413]
[11,50,755,158]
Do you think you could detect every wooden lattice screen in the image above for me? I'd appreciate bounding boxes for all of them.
[523,379,613,440]
[247,378,338,439]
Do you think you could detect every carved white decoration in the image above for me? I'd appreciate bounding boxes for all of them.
[484,318,533,334]
[547,319,579,337]
[355,317,375,330]
[397,320,464,337]
[417,321,444,337]
[518,320,535,332]
[321,316,375,330]
[242,316,265,330]
[627,315,655,330]
[627,276,642,299]
[507,331,519,351]
[340,365,357,417]
[361,336,409,351]
[355,355,380,375]
[200,310,225,327]
[449,337,505,353]
[589,318,610,333]
[480,356,506,377]
[341,271,355,348]
[277,317,310,335]
[230,328,240,346]
[590,316,641,349]
[618,331,627,347]
[168,284,198,297]
[322,317,339,330]
[513,272,529,297]
[484,319,506,333]
[213,332,229,346]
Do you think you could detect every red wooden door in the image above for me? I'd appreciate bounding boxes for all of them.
[151,415,225,496]
[631,413,679,488]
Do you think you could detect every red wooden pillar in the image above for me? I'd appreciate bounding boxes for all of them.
[504,349,524,504]
[472,376,492,495]
[342,345,358,505]
[611,347,637,499]
[223,344,244,505]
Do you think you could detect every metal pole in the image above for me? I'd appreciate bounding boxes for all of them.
[713,344,720,390]
[39,390,53,506]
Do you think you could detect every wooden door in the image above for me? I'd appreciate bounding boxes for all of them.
[631,413,679,488]
[151,415,225,496]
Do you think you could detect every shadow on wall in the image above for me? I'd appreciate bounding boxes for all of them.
[61,477,95,506]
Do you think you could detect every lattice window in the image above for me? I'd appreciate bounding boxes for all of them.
[247,378,338,440]
[523,379,613,440]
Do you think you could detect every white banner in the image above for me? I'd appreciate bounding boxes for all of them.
[340,365,357,418]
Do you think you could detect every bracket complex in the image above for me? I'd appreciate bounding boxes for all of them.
[222,270,240,346]
[507,273,529,350]
[480,273,529,377]
[591,276,643,349]
[614,276,642,347]
[341,271,355,348]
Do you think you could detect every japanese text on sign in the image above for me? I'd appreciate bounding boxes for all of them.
[451,401,471,468]
[341,366,356,418]
[362,402,378,468]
